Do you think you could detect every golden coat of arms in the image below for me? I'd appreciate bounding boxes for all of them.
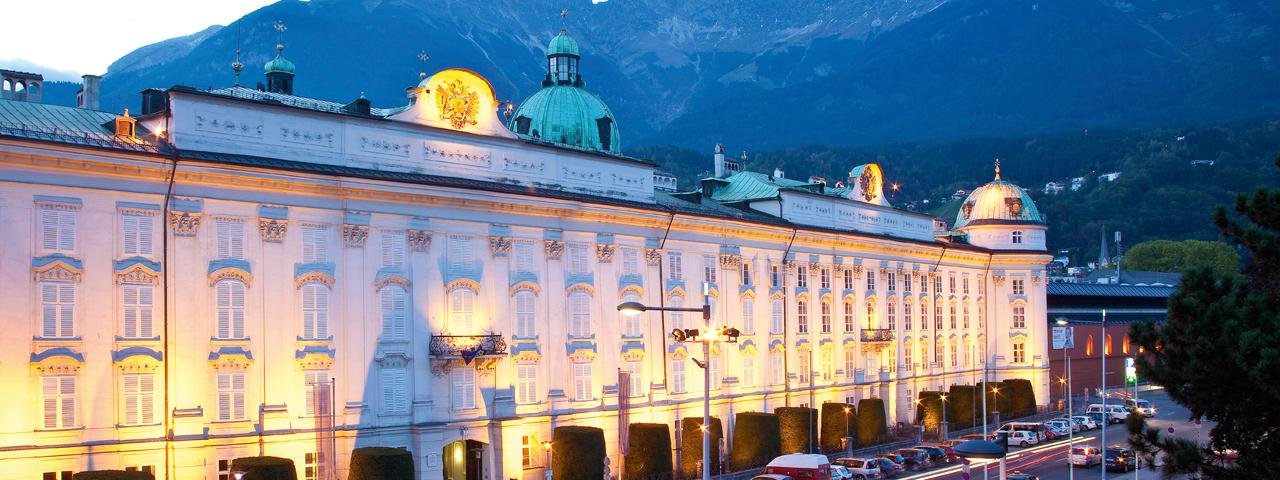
[435,79,480,129]
[859,168,879,202]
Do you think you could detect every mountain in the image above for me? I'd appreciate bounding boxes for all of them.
[84,0,1279,150]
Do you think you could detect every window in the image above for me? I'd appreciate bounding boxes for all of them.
[215,219,244,259]
[40,206,76,253]
[216,372,245,421]
[667,252,683,280]
[122,373,154,425]
[741,262,751,286]
[843,301,855,332]
[887,272,897,292]
[569,292,591,337]
[980,341,986,365]
[1012,341,1026,363]
[672,358,686,393]
[770,299,783,334]
[820,268,831,290]
[703,256,717,284]
[865,270,875,291]
[978,303,985,327]
[904,301,913,330]
[41,471,74,480]
[888,344,896,373]
[381,231,406,270]
[621,248,638,275]
[921,274,929,292]
[820,301,832,333]
[709,354,722,390]
[798,353,810,384]
[904,273,912,293]
[1012,231,1023,244]
[670,296,685,329]
[452,367,476,409]
[301,225,329,263]
[1105,334,1113,355]
[820,349,833,381]
[770,264,780,288]
[949,276,956,294]
[865,301,875,330]
[741,355,756,387]
[742,298,755,334]
[949,304,957,329]
[379,286,408,340]
[934,275,943,293]
[301,283,329,339]
[516,364,538,404]
[904,341,913,370]
[121,212,154,256]
[573,363,593,401]
[963,276,970,295]
[516,240,537,274]
[382,367,409,413]
[934,303,943,330]
[303,370,330,416]
[448,235,474,270]
[934,340,943,365]
[963,304,970,329]
[966,340,974,366]
[521,435,538,468]
[796,300,808,334]
[1086,335,1094,356]
[567,243,590,275]
[1012,306,1025,328]
[41,282,76,338]
[623,360,643,396]
[42,375,76,429]
[1123,335,1130,354]
[214,280,246,340]
[516,291,537,338]
[770,353,784,386]
[887,301,896,330]
[951,339,959,367]
[920,301,929,330]
[1012,279,1025,295]
[305,452,324,480]
[843,269,854,290]
[451,288,476,334]
[796,266,807,288]
[218,459,232,480]
[844,348,856,380]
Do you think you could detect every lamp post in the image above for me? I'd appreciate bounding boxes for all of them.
[843,406,852,457]
[1056,318,1074,480]
[542,441,552,480]
[619,291,738,480]
[939,393,948,441]
[1101,308,1108,480]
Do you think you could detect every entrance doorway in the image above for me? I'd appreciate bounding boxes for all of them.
[443,439,486,480]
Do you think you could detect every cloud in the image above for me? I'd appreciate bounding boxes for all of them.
[0,58,85,82]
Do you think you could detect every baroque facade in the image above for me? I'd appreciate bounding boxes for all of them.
[0,30,1049,480]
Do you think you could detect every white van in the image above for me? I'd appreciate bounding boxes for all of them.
[1086,404,1129,423]
[1006,430,1039,448]
[996,422,1047,441]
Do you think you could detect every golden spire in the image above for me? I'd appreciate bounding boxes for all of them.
[994,158,1001,180]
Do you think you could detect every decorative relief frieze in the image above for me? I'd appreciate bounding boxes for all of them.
[992,275,1007,286]
[373,274,410,291]
[280,126,335,147]
[719,253,742,269]
[258,218,288,243]
[610,173,645,187]
[169,211,202,237]
[33,261,82,283]
[194,113,263,138]
[489,236,512,257]
[562,167,602,183]
[343,224,369,248]
[544,240,565,260]
[360,136,411,157]
[809,261,822,271]
[848,265,864,275]
[425,144,493,168]
[208,267,253,287]
[595,243,615,263]
[407,229,432,252]
[296,271,336,289]
[503,157,546,174]
[1031,275,1043,285]
[115,261,161,285]
[644,248,662,266]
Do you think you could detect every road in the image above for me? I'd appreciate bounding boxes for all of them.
[897,388,1208,480]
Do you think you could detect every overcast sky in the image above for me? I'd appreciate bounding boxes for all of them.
[0,0,276,81]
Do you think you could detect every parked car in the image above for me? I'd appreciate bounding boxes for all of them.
[833,458,881,480]
[1088,404,1130,423]
[830,465,855,480]
[753,475,794,480]
[764,454,831,480]
[930,442,961,462]
[1105,447,1137,472]
[1006,430,1040,448]
[1126,398,1157,416]
[913,446,950,465]
[877,453,905,467]
[1071,415,1099,430]
[1058,416,1083,432]
[892,448,933,471]
[1086,411,1113,426]
[1070,446,1103,467]
[996,422,1047,441]
[1007,472,1040,480]
[1044,420,1072,437]
[873,458,901,478]
[959,433,990,442]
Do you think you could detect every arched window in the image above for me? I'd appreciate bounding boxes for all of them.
[843,300,855,332]
[1122,335,1130,354]
[380,286,407,340]
[904,340,914,369]
[621,293,641,337]
[671,296,685,330]
[515,290,537,338]
[951,338,959,367]
[741,298,755,334]
[1105,334,1113,355]
[887,300,897,330]
[300,283,329,340]
[215,280,246,339]
[568,292,591,337]
[797,300,809,334]
[820,301,832,333]
[904,300,913,331]
[1086,334,1094,356]
[865,301,875,330]
[770,298,784,334]
[450,288,476,334]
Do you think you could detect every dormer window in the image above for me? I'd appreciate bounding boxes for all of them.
[1011,231,1023,244]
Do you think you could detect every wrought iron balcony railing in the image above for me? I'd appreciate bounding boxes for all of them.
[860,328,894,342]
[429,334,508,360]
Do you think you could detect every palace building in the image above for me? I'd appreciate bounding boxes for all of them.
[0,28,1049,480]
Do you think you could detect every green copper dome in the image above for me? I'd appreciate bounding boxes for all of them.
[510,85,620,153]
[263,44,295,75]
[548,30,580,56]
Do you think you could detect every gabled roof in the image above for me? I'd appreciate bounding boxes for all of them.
[706,171,824,202]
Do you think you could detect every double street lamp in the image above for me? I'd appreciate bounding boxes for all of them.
[618,294,740,480]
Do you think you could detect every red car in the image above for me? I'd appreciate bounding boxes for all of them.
[929,442,961,463]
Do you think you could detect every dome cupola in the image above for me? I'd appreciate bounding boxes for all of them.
[508,29,621,154]
[954,161,1046,250]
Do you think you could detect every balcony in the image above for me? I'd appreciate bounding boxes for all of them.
[429,334,508,375]
[860,328,893,352]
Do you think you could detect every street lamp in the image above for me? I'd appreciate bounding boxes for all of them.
[618,288,738,480]
[843,406,853,457]
[1056,318,1074,480]
[542,440,552,480]
[1101,309,1108,480]
[939,393,949,441]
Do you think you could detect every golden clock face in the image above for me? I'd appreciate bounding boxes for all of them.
[435,79,480,130]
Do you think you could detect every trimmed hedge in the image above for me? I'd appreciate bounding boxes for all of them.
[914,391,944,430]
[680,416,722,478]
[553,426,607,480]
[947,385,978,429]
[775,407,818,454]
[819,403,854,453]
[1003,378,1037,417]
[977,381,1012,420]
[731,412,780,470]
[73,471,154,480]
[231,456,297,480]
[349,446,414,480]
[625,423,673,480]
[855,398,888,446]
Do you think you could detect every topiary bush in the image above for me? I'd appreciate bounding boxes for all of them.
[625,423,673,480]
[915,391,944,431]
[855,398,888,446]
[73,471,154,480]
[553,426,607,480]
[775,407,817,454]
[731,412,780,470]
[819,403,855,453]
[679,416,722,479]
[349,446,414,480]
[947,385,978,429]
[1003,378,1037,418]
[231,456,297,480]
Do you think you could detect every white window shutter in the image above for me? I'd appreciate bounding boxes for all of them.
[122,214,138,255]
[217,374,231,420]
[232,373,245,420]
[138,214,154,255]
[58,284,74,338]
[141,374,155,424]
[43,376,58,428]
[315,287,328,338]
[302,285,317,338]
[41,209,59,251]
[138,285,153,337]
[60,376,76,428]
[41,283,57,337]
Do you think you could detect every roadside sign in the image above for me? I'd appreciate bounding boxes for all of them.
[1125,357,1137,383]
[1052,326,1074,349]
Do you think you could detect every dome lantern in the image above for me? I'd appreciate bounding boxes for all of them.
[508,28,620,154]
